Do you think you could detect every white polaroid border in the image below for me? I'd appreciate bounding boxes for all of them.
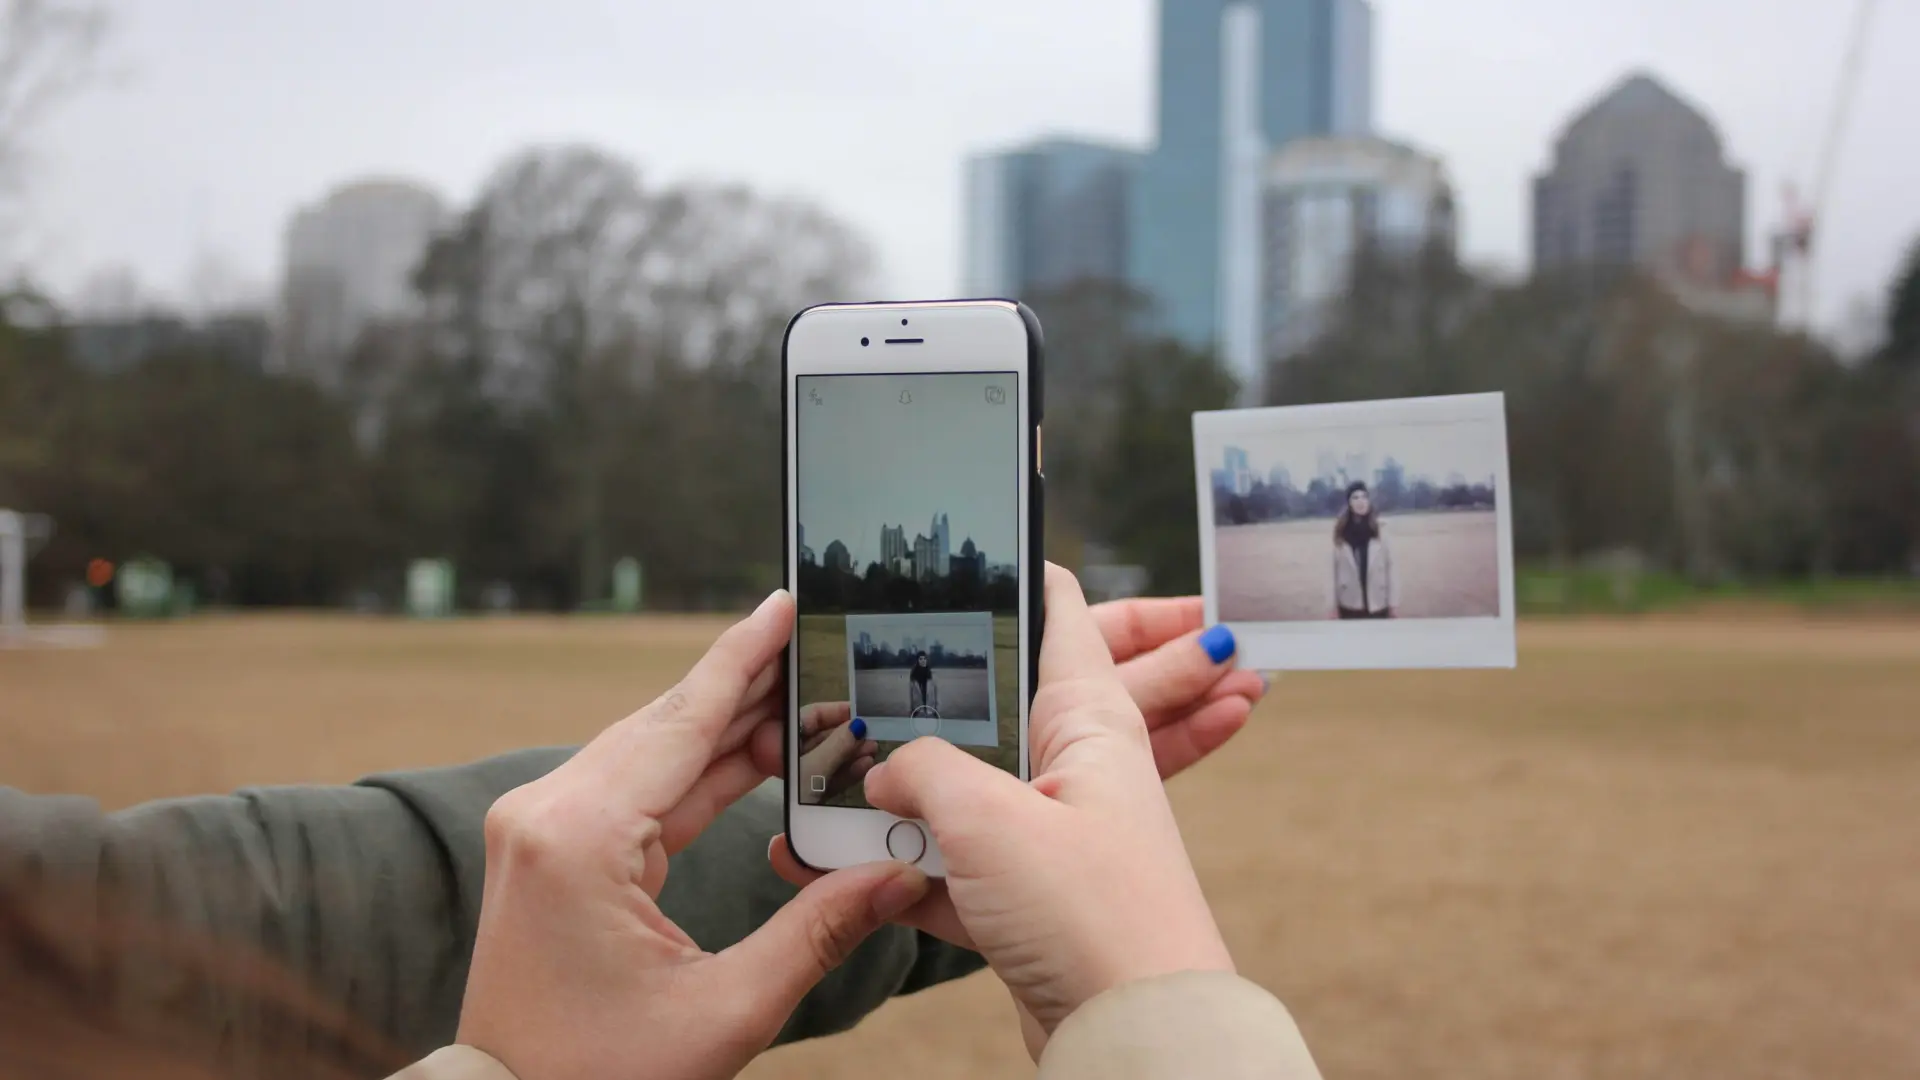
[1194,392,1517,671]
[842,611,1000,747]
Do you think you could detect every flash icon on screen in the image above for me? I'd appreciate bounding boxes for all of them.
[984,386,1006,405]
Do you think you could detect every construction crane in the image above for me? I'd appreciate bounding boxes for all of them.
[1767,0,1880,329]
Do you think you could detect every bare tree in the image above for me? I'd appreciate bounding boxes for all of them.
[0,0,108,240]
[404,143,870,603]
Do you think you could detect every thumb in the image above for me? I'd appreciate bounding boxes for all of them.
[862,735,1035,840]
[706,861,930,1026]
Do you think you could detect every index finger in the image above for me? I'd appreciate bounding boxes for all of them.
[1039,563,1120,683]
[1091,596,1204,663]
[573,589,796,818]
[799,700,852,740]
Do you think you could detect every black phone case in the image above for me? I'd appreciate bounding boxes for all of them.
[779,299,1045,871]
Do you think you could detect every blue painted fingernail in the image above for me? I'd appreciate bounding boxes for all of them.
[1198,624,1235,664]
[851,717,867,739]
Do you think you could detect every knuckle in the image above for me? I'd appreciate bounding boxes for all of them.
[482,789,529,849]
[483,788,567,869]
[642,687,696,727]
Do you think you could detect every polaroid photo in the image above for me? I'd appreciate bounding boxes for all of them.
[842,611,1000,747]
[1194,392,1516,671]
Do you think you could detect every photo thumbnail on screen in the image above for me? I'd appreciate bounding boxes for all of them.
[794,371,1022,808]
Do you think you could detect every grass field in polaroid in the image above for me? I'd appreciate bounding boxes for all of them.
[1194,392,1517,671]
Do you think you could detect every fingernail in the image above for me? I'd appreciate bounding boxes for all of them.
[755,589,789,617]
[1198,624,1236,664]
[1259,674,1272,696]
[872,866,930,920]
[850,717,868,739]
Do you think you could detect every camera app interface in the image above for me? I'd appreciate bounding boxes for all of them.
[795,371,1022,808]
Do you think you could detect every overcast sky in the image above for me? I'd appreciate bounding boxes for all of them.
[1206,416,1504,489]
[797,371,1020,568]
[24,0,1919,335]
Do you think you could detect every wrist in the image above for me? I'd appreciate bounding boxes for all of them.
[1065,929,1235,1030]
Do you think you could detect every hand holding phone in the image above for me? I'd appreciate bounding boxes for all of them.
[454,592,932,1080]
[783,300,1043,875]
[789,566,1235,1048]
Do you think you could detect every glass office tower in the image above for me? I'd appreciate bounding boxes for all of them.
[1129,0,1374,355]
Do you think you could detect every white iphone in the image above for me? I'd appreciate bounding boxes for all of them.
[782,299,1044,875]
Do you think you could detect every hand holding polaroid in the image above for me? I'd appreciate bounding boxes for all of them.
[1194,392,1517,671]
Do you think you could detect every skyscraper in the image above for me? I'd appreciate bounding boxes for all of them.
[823,540,852,574]
[963,138,1143,298]
[912,532,939,582]
[1131,0,1375,353]
[880,523,909,569]
[952,537,986,583]
[276,177,450,387]
[930,513,951,575]
[1532,73,1747,288]
[1223,446,1255,496]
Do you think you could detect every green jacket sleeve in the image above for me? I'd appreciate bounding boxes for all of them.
[0,751,984,1073]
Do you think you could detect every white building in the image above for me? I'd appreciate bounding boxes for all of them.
[1249,135,1455,389]
[276,178,451,386]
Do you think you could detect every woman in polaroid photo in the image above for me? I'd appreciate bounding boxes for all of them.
[1332,481,1400,619]
[908,650,940,715]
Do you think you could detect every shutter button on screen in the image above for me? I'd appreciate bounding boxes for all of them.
[885,821,927,863]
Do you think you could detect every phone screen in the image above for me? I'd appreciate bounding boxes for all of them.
[794,370,1023,808]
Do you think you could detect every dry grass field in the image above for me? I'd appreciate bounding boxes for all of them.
[1218,511,1501,621]
[3,611,1919,1078]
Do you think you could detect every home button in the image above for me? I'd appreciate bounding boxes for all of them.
[885,821,927,863]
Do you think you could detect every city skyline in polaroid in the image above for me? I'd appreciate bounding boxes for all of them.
[1194,392,1517,671]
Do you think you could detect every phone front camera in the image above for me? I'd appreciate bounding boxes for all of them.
[860,337,869,347]
[901,318,909,326]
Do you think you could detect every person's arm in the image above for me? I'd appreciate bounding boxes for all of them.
[1036,972,1322,1080]
[0,752,981,1070]
[380,971,1327,1080]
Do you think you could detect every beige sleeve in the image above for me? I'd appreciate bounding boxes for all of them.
[387,1046,518,1080]
[1038,971,1323,1080]
[1329,544,1341,611]
[1381,527,1400,611]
